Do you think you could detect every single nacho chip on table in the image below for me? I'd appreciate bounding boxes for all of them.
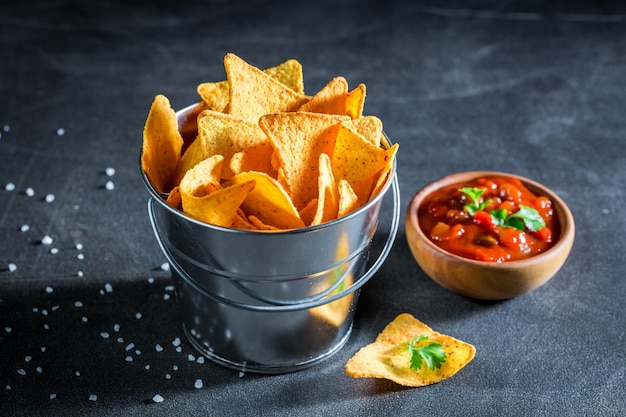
[345,313,476,387]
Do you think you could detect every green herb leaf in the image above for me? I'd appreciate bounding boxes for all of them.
[507,205,546,232]
[459,187,491,216]
[407,335,447,371]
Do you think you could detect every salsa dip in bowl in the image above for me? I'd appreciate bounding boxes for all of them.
[405,171,575,300]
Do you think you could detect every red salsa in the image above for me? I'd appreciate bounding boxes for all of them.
[418,175,559,262]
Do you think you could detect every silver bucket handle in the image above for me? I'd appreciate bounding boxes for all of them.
[148,171,400,313]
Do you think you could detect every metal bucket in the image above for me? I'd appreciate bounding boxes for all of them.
[142,103,400,374]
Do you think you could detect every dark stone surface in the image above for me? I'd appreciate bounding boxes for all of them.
[1,1,624,416]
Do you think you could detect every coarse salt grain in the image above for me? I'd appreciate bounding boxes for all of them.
[75,371,80,376]
[45,286,53,294]
[77,253,85,260]
[125,343,135,351]
[77,271,84,277]
[82,316,88,322]
[196,357,205,364]
[41,235,53,245]
[113,324,120,332]
[160,262,170,271]
[152,394,164,403]
[17,369,26,376]
[125,356,133,362]
[172,365,178,371]
[88,394,97,401]
[74,301,83,308]
[25,187,35,197]
[20,224,29,232]
[187,354,195,362]
[5,182,15,191]
[105,167,115,176]
[3,125,9,132]
[45,194,55,203]
[56,128,65,136]
[145,364,150,370]
[194,379,203,389]
[8,263,17,272]
[155,344,163,352]
[104,283,112,293]
[50,393,56,400]
[135,312,142,319]
[105,180,115,191]
[117,337,124,343]
[50,248,59,254]
[5,327,12,333]
[76,243,83,250]
[101,332,109,339]
[25,356,32,362]
[163,293,170,301]
[36,367,42,373]
[172,338,181,347]
[165,373,171,380]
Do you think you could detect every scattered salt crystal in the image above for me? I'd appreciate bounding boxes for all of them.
[56,128,65,136]
[77,253,85,260]
[105,167,115,176]
[20,224,29,232]
[5,327,12,333]
[45,286,53,294]
[33,307,38,312]
[74,301,83,308]
[117,337,124,343]
[239,371,245,378]
[99,289,104,295]
[176,346,182,353]
[194,379,203,389]
[6,385,11,390]
[45,194,55,203]
[75,371,80,376]
[135,312,142,319]
[77,271,84,277]
[113,324,120,332]
[125,356,133,362]
[42,309,48,315]
[196,357,205,364]
[76,243,83,250]
[25,356,32,362]
[104,283,112,293]
[3,125,9,132]
[187,354,195,362]
[125,343,135,351]
[82,316,88,323]
[8,263,17,272]
[5,182,15,191]
[145,364,150,370]
[41,235,53,245]
[135,350,141,355]
[155,344,163,352]
[100,332,109,339]
[25,187,35,197]
[152,394,164,403]
[43,324,49,330]
[17,369,26,376]
[52,305,59,311]
[88,394,97,401]
[50,393,56,400]
[163,294,170,301]
[41,346,46,352]
[172,338,181,347]
[105,180,115,191]
[165,373,171,380]
[148,277,154,284]
[172,365,178,371]
[36,367,42,373]
[160,262,170,271]
[50,248,59,254]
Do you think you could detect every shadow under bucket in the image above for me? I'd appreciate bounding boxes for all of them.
[142,103,400,374]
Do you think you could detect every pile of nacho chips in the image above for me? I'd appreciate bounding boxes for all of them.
[141,53,398,230]
[345,313,476,387]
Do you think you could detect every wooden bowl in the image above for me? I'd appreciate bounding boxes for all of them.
[405,171,575,300]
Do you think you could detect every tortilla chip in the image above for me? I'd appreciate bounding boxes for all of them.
[337,179,359,218]
[229,142,276,178]
[178,155,224,197]
[224,53,308,124]
[227,171,304,230]
[310,153,339,226]
[259,112,349,209]
[181,180,256,227]
[197,58,304,111]
[298,76,348,115]
[332,123,389,204]
[196,109,268,180]
[369,143,398,201]
[299,198,318,227]
[166,186,182,210]
[345,313,476,387]
[141,94,184,193]
[248,215,280,231]
[345,115,383,147]
[345,83,366,119]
